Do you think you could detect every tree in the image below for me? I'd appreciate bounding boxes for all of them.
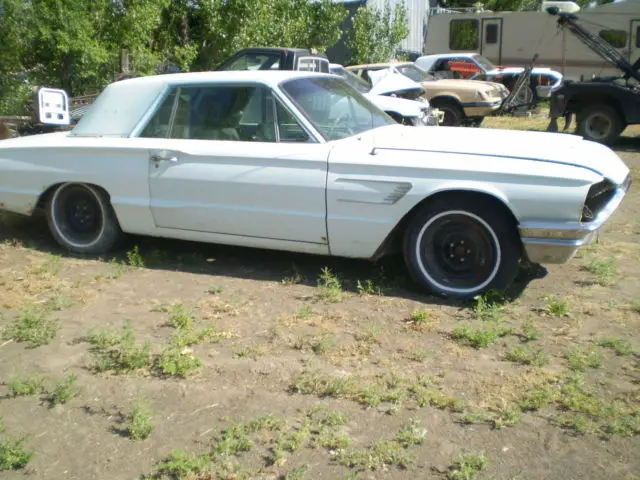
[346,1,410,65]
[0,0,31,114]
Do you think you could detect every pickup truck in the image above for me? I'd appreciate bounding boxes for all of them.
[216,47,330,73]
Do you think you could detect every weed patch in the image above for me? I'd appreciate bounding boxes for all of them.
[504,345,549,366]
[582,257,619,286]
[545,295,570,317]
[446,454,489,480]
[47,374,80,407]
[315,267,350,303]
[452,323,511,348]
[598,338,633,356]
[126,403,155,440]
[157,347,202,378]
[3,309,58,347]
[7,376,44,397]
[0,436,32,471]
[566,345,603,371]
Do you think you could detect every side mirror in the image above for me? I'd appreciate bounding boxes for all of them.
[37,87,70,126]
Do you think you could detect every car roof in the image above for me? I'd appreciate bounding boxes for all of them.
[346,62,413,70]
[112,70,333,89]
[420,53,478,60]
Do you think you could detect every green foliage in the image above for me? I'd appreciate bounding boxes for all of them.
[82,320,153,373]
[566,345,603,371]
[582,257,619,286]
[598,338,633,356]
[157,347,202,377]
[8,376,45,397]
[451,323,511,348]
[446,454,490,480]
[504,345,549,366]
[0,436,33,471]
[126,403,155,440]
[347,1,409,64]
[47,375,80,406]
[545,295,570,317]
[315,267,350,303]
[3,310,58,347]
[126,245,145,268]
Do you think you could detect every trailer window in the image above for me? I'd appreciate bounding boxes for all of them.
[450,20,479,50]
[485,24,498,45]
[637,26,640,48]
[599,29,627,49]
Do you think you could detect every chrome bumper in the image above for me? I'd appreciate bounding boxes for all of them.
[519,175,631,264]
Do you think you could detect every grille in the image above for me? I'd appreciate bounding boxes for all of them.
[581,179,616,222]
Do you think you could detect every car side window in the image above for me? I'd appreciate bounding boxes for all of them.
[139,85,310,143]
[139,91,177,138]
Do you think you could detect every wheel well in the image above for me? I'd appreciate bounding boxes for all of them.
[429,96,462,108]
[567,95,625,123]
[371,190,520,260]
[35,182,112,212]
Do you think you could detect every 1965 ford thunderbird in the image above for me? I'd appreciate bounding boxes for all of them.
[0,71,631,298]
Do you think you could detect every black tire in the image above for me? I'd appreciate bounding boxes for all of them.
[403,196,521,299]
[577,104,623,145]
[430,100,463,127]
[46,183,123,254]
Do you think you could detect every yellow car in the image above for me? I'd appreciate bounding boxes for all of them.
[346,62,509,127]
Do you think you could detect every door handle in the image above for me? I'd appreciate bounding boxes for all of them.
[150,152,178,163]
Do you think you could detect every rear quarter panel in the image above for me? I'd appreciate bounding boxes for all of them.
[0,134,155,233]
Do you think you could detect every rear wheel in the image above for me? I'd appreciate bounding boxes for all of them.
[403,196,521,299]
[46,183,123,254]
[577,104,623,144]
[429,100,463,127]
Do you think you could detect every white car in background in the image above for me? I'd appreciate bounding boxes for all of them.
[329,64,441,126]
[0,71,631,299]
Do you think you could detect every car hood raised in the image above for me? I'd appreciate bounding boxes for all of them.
[367,125,630,185]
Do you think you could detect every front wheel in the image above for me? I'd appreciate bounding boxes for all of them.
[46,183,123,254]
[403,197,521,299]
[429,100,463,127]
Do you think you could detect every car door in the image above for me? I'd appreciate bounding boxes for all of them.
[140,84,330,246]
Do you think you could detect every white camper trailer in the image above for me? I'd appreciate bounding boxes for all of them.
[425,1,640,81]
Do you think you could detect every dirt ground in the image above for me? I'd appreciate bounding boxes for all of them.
[1,120,639,480]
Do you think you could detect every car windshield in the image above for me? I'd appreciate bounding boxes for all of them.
[395,64,434,82]
[473,55,496,71]
[329,66,371,93]
[280,76,394,141]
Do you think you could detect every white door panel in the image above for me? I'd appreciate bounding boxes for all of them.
[148,139,330,244]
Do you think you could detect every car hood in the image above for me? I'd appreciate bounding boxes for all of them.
[364,93,426,117]
[487,66,562,78]
[367,125,630,185]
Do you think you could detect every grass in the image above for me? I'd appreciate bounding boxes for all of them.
[315,267,350,303]
[0,436,33,471]
[545,295,570,317]
[157,347,203,377]
[47,374,80,406]
[291,371,461,411]
[126,245,145,268]
[446,454,490,480]
[337,422,425,471]
[518,384,558,411]
[7,376,45,397]
[206,285,224,295]
[598,338,633,356]
[504,345,549,367]
[566,345,604,371]
[451,323,512,348]
[126,403,155,440]
[89,321,152,374]
[472,290,506,319]
[632,301,640,314]
[582,257,619,286]
[520,318,541,342]
[3,309,58,347]
[168,305,196,330]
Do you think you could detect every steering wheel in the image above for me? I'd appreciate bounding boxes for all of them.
[326,111,354,139]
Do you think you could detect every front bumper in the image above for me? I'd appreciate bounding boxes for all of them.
[462,99,503,117]
[519,175,631,264]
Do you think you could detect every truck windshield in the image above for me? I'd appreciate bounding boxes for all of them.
[280,76,394,141]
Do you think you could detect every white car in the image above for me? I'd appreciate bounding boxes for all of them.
[329,63,441,126]
[0,71,631,298]
[415,53,564,101]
